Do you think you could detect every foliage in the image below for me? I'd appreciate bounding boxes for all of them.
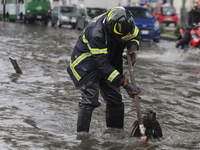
[159,23,165,33]
[174,23,185,37]
[162,30,175,36]
[160,22,185,37]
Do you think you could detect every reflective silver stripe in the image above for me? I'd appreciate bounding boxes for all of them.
[132,26,139,38]
[82,30,88,44]
[108,70,120,82]
[70,60,81,81]
[70,52,92,81]
[82,29,108,54]
[90,49,108,54]
[73,52,92,67]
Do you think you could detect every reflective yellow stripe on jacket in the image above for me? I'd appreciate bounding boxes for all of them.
[108,70,120,82]
[130,26,140,47]
[82,30,108,54]
[132,26,139,38]
[130,39,140,47]
[81,30,120,83]
[70,52,92,81]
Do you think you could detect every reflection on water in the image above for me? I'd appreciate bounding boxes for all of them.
[0,21,200,149]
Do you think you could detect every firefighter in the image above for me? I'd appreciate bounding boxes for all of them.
[176,1,200,48]
[67,6,141,132]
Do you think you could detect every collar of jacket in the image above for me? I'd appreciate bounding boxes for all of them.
[101,16,117,42]
[192,9,200,16]
[91,16,116,43]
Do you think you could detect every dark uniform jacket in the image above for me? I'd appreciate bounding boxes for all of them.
[67,12,141,89]
[186,9,200,29]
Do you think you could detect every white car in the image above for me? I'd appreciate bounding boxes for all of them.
[51,6,79,28]
[76,7,107,30]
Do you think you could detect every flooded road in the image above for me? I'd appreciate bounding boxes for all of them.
[0,21,200,150]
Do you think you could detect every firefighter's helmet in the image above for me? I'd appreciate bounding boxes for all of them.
[104,6,136,42]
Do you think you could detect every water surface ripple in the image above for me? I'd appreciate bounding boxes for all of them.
[0,22,200,150]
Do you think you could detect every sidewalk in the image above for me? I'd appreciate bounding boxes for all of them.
[160,34,177,41]
[160,25,177,41]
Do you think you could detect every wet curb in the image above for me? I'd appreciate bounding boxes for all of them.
[160,34,177,41]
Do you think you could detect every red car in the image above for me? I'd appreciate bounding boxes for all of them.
[152,6,178,26]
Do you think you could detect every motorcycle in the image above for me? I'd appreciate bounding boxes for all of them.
[178,22,200,49]
[188,22,200,48]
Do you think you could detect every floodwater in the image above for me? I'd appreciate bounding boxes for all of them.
[0,21,200,150]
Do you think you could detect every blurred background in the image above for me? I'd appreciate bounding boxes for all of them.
[52,0,193,23]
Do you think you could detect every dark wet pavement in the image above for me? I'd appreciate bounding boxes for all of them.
[0,21,200,150]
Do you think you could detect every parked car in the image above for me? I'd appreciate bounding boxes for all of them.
[152,6,178,26]
[124,6,160,42]
[76,7,107,30]
[51,6,79,28]
[151,7,160,17]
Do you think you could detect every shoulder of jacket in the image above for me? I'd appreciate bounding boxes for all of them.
[91,22,106,42]
[190,9,195,14]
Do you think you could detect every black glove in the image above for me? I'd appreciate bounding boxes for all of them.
[130,50,137,66]
[123,77,141,98]
[128,43,138,65]
[122,51,137,66]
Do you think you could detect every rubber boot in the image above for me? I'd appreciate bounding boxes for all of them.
[77,106,93,133]
[106,103,124,129]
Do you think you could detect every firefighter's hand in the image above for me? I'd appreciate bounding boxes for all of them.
[127,43,138,65]
[123,50,137,66]
[130,50,137,66]
[123,77,141,97]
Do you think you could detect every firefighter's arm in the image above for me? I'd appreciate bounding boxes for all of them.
[127,28,141,65]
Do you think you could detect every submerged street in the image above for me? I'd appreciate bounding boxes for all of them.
[0,21,200,149]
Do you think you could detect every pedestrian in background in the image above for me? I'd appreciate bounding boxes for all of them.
[176,1,200,48]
